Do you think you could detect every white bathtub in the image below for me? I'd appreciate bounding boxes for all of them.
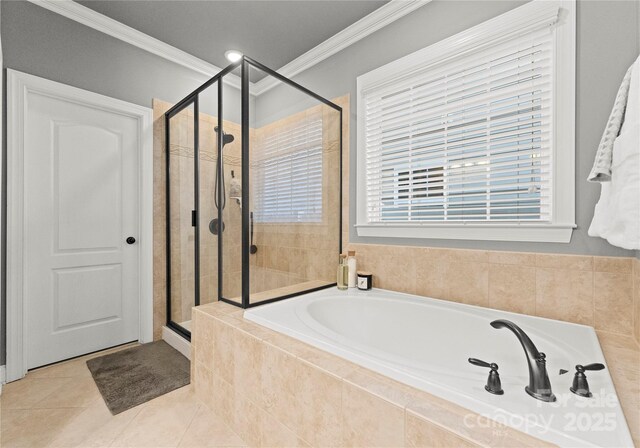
[244,288,633,448]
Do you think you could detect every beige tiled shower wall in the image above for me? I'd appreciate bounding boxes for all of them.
[153,99,168,339]
[249,99,343,294]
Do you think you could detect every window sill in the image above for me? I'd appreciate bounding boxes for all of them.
[355,223,576,243]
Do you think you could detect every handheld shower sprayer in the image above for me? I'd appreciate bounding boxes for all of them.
[210,126,236,235]
[213,126,235,212]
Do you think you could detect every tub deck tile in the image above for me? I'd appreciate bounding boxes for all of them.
[405,411,482,448]
[598,330,640,446]
[343,368,425,409]
[193,301,639,448]
[405,402,554,448]
[341,380,405,447]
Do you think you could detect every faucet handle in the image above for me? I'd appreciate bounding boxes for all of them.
[468,358,504,395]
[570,363,606,398]
[468,358,494,369]
[579,363,605,372]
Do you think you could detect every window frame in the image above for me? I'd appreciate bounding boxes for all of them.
[356,0,576,243]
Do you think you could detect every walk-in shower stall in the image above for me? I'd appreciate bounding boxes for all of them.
[164,57,342,339]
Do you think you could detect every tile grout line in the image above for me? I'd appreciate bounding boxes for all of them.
[403,406,408,446]
[533,264,538,317]
[174,402,203,448]
[592,263,596,329]
[27,376,78,410]
[107,403,148,448]
[632,261,635,343]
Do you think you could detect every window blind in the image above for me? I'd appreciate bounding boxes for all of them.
[253,114,323,223]
[362,26,554,224]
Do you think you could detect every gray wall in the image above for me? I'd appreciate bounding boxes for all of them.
[256,0,640,257]
[0,0,247,120]
[0,0,248,365]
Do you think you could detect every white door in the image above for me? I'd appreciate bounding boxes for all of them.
[9,71,151,371]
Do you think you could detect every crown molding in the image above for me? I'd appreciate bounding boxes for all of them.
[26,0,429,97]
[25,0,247,92]
[251,0,431,95]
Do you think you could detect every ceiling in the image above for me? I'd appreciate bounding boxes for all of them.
[77,0,387,76]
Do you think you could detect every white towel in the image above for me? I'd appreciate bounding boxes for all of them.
[588,57,640,250]
[588,62,635,182]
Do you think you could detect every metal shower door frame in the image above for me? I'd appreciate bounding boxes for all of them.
[164,95,200,340]
[164,57,343,338]
[165,61,240,338]
[236,56,344,310]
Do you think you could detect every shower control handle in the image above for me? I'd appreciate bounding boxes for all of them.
[126,237,136,245]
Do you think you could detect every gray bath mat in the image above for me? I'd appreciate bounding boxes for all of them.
[87,340,190,414]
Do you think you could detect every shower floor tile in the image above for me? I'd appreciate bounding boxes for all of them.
[0,345,246,448]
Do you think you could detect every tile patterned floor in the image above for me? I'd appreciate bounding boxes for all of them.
[0,345,247,448]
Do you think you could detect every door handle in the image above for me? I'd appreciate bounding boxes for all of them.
[126,237,136,245]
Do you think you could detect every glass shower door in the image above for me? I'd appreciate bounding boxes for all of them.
[248,62,342,306]
[166,76,242,338]
[198,86,220,306]
[166,101,198,335]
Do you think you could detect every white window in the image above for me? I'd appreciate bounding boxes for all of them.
[253,113,323,223]
[356,0,576,242]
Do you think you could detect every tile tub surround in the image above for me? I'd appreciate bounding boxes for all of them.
[191,301,640,447]
[341,245,640,341]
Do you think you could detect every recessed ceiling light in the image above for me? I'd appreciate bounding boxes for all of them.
[225,50,243,63]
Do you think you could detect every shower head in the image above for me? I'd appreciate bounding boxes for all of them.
[214,126,235,146]
[223,133,234,146]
